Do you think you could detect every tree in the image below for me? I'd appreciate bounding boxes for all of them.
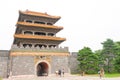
[114,53,120,73]
[101,39,115,73]
[94,50,104,69]
[114,42,120,73]
[77,47,99,74]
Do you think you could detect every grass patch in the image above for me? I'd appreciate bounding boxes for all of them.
[0,77,2,80]
[105,73,120,78]
[86,73,120,78]
[72,73,120,78]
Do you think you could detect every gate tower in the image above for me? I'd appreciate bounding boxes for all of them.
[10,10,70,76]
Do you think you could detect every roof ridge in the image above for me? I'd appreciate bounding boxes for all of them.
[19,10,61,19]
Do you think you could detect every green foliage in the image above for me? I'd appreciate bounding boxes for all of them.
[94,50,104,66]
[112,42,120,73]
[77,38,120,74]
[101,39,116,73]
[114,52,120,73]
[114,42,120,54]
[77,47,99,74]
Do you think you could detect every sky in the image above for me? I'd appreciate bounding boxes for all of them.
[0,0,120,52]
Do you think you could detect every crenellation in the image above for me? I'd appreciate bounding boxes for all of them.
[11,44,69,53]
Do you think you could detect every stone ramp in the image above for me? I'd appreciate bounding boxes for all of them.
[3,75,120,80]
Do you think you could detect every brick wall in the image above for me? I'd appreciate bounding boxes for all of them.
[51,56,70,74]
[0,50,9,78]
[68,52,79,74]
[11,56,34,76]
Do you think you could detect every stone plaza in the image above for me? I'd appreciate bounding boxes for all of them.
[3,74,120,80]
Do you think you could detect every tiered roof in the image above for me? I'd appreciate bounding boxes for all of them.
[14,34,66,41]
[19,10,61,19]
[11,10,69,56]
[15,10,64,42]
[17,22,63,30]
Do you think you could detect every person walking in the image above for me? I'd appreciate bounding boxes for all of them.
[62,69,64,77]
[99,68,105,79]
[55,70,58,76]
[58,69,61,77]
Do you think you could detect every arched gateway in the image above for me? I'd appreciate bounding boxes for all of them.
[36,61,50,76]
[37,62,48,76]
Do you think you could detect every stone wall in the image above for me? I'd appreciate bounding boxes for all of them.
[11,56,34,76]
[51,56,70,74]
[10,53,78,76]
[68,52,79,74]
[0,51,79,77]
[0,50,9,78]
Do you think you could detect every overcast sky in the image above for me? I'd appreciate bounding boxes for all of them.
[0,0,120,52]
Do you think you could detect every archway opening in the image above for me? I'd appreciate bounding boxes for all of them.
[37,62,49,76]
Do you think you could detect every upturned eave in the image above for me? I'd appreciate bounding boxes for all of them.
[14,34,66,41]
[17,22,63,30]
[19,10,61,19]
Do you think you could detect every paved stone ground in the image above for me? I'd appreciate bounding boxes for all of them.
[3,74,120,80]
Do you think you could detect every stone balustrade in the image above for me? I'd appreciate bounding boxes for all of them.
[11,45,69,53]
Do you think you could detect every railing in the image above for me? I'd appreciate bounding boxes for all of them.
[10,45,69,53]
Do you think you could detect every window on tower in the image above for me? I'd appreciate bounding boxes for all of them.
[34,21,45,24]
[26,20,32,23]
[47,23,52,25]
[48,33,54,36]
[23,44,32,48]
[35,44,47,48]
[24,31,33,35]
[35,32,46,36]
[49,45,56,48]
